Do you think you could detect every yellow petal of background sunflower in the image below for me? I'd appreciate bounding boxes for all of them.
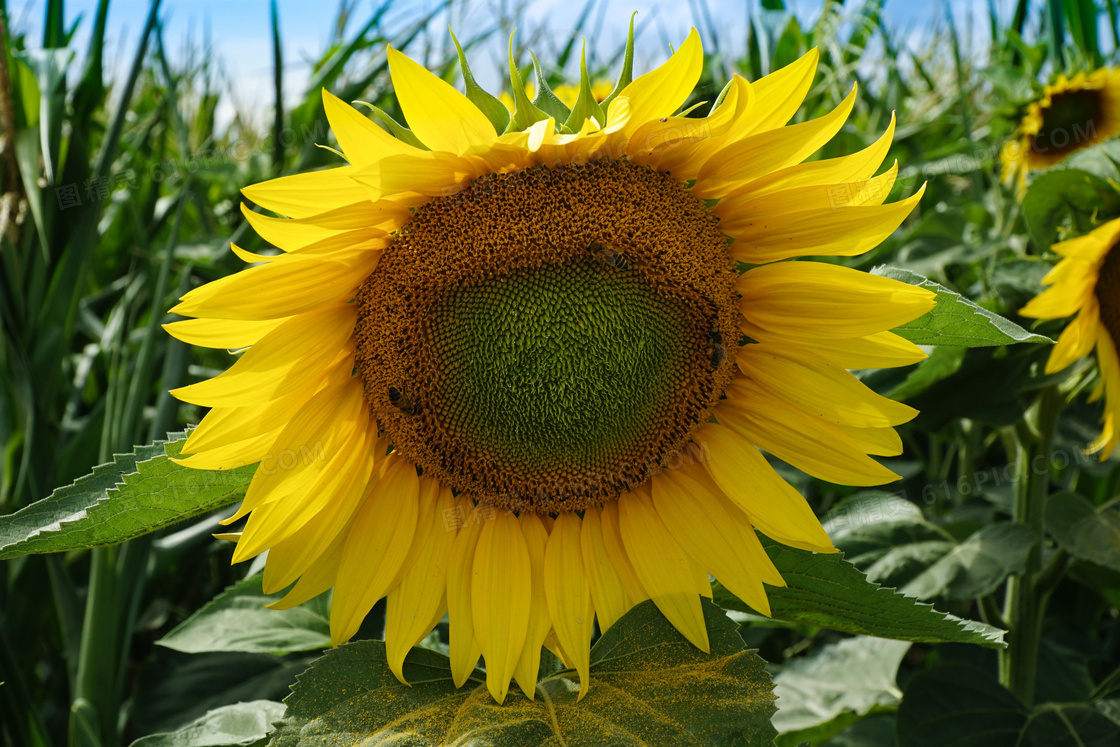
[1046,306,1101,374]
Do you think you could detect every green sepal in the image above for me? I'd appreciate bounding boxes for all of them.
[710,78,734,114]
[561,41,606,134]
[504,31,551,133]
[354,100,428,150]
[677,100,708,117]
[601,12,636,109]
[530,51,572,122]
[449,27,509,134]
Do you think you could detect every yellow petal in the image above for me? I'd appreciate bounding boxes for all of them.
[513,513,552,699]
[322,88,422,165]
[694,86,856,198]
[260,423,377,592]
[387,45,496,155]
[241,166,360,219]
[266,523,348,610]
[349,150,482,201]
[173,429,281,472]
[1045,306,1100,374]
[721,114,896,202]
[241,200,407,253]
[163,316,288,350]
[608,28,703,136]
[739,48,819,135]
[738,343,918,427]
[738,260,936,340]
[695,423,835,554]
[447,502,484,687]
[720,383,900,486]
[170,304,356,407]
[580,506,631,633]
[651,470,778,616]
[729,186,926,264]
[330,455,421,644]
[617,489,709,652]
[597,502,649,606]
[231,379,365,556]
[170,248,379,321]
[544,512,595,699]
[472,510,532,704]
[385,483,459,683]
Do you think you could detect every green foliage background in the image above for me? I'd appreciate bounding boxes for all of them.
[5,0,1120,745]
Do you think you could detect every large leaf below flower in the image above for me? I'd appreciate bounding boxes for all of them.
[873,266,1051,346]
[714,537,1006,648]
[0,433,252,560]
[269,599,777,747]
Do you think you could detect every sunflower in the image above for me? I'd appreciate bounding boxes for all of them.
[165,28,935,704]
[1021,216,1120,457]
[1001,67,1120,192]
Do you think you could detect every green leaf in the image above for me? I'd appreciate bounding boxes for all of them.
[157,574,331,656]
[713,538,1005,648]
[873,266,1052,346]
[773,637,908,746]
[562,42,605,133]
[0,433,253,560]
[1021,169,1120,250]
[897,662,1120,746]
[900,523,1038,601]
[129,701,285,747]
[1046,492,1120,571]
[270,599,778,746]
[885,346,967,401]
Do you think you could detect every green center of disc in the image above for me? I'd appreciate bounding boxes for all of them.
[428,257,692,482]
[1033,89,1102,154]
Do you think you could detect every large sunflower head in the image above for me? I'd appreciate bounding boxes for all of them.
[1021,216,1120,457]
[165,26,934,704]
[1001,67,1120,192]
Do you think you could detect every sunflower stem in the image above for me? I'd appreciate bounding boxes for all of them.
[999,385,1062,705]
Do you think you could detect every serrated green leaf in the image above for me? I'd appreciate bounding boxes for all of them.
[874,266,1052,346]
[1046,492,1120,571]
[0,434,253,560]
[269,599,777,747]
[504,34,550,133]
[1021,168,1120,250]
[773,636,908,746]
[897,662,1120,746]
[157,574,331,656]
[354,101,428,150]
[714,537,1006,649]
[129,701,284,747]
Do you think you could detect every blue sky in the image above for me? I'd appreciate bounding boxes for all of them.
[5,0,1028,128]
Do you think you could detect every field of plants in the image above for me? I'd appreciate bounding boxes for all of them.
[5,0,1120,745]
